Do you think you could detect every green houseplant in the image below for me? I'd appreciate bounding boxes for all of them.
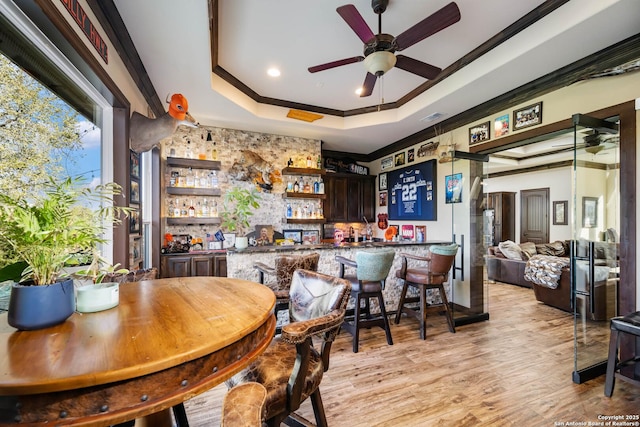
[0,177,131,329]
[72,251,130,313]
[220,186,261,249]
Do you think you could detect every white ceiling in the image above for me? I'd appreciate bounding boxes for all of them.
[113,0,640,156]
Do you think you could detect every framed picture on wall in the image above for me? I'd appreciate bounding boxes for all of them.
[130,178,140,204]
[130,150,140,179]
[553,200,568,225]
[379,173,387,191]
[302,230,320,245]
[469,121,490,145]
[513,102,542,130]
[129,208,140,234]
[283,229,303,244]
[445,173,463,204]
[582,197,598,228]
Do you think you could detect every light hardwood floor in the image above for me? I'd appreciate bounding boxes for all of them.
[184,281,640,426]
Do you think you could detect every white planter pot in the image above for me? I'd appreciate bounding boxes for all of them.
[235,236,249,250]
[75,282,119,313]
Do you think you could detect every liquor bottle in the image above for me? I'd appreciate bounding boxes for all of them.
[306,156,312,167]
[293,178,299,192]
[177,169,186,187]
[198,140,207,160]
[173,199,181,217]
[211,200,218,217]
[211,142,218,160]
[196,201,203,217]
[286,203,292,218]
[186,167,195,188]
[318,177,325,194]
[316,156,322,169]
[199,170,208,188]
[210,170,219,188]
[303,179,311,194]
[286,177,293,192]
[180,200,188,217]
[202,198,210,217]
[317,201,323,218]
[313,179,319,194]
[168,199,175,217]
[188,199,196,217]
[170,169,178,187]
[185,140,194,159]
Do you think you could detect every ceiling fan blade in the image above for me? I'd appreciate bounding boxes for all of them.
[394,2,461,51]
[337,4,375,44]
[308,56,364,73]
[395,55,442,80]
[360,72,377,97]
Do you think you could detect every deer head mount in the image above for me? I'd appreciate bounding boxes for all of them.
[130,93,199,153]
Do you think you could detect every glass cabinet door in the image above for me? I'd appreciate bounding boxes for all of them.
[570,114,620,383]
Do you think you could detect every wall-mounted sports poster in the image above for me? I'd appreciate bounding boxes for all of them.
[388,159,437,221]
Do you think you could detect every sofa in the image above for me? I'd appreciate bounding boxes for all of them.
[487,240,572,311]
[486,239,618,318]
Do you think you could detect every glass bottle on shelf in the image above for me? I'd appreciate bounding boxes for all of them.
[211,200,218,217]
[211,142,218,161]
[306,156,312,167]
[177,169,186,187]
[186,167,195,188]
[180,200,188,217]
[286,203,292,218]
[318,177,325,194]
[210,170,219,188]
[286,177,293,192]
[293,178,299,193]
[317,201,323,218]
[202,198,210,217]
[188,200,196,217]
[303,179,311,194]
[185,140,194,159]
[313,178,319,194]
[170,170,178,187]
[198,139,207,160]
[317,155,322,169]
[168,199,175,217]
[199,170,208,188]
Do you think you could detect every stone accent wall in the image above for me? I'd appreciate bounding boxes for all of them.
[161,125,322,242]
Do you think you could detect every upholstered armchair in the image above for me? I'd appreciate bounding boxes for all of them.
[226,269,350,427]
[254,253,320,331]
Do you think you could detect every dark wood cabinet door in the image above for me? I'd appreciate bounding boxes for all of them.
[346,179,361,221]
[361,176,375,222]
[214,255,227,277]
[191,255,214,276]
[164,256,191,278]
[326,175,349,222]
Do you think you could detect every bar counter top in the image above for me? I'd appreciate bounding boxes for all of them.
[227,239,450,254]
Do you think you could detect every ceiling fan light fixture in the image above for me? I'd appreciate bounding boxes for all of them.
[363,51,396,76]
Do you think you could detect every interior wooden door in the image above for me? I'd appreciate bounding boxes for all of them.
[520,188,549,244]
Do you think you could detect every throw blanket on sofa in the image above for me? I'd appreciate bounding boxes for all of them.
[524,255,570,289]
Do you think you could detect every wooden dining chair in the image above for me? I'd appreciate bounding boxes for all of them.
[221,382,267,426]
[226,269,350,427]
[395,244,458,340]
[335,249,395,353]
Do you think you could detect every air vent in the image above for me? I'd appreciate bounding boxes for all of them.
[419,112,444,123]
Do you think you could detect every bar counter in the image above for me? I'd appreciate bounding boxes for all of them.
[226,240,452,314]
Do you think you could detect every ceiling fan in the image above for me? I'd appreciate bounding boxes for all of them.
[308,1,461,97]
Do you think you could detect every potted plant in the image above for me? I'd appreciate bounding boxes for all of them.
[0,177,131,330]
[72,251,130,313]
[219,186,261,250]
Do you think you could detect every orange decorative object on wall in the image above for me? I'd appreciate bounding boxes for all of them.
[384,226,397,241]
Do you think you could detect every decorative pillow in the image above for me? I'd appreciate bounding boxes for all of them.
[498,240,524,260]
[535,244,554,256]
[548,240,565,256]
[519,242,537,259]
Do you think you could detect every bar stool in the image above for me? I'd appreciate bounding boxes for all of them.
[335,249,395,353]
[604,311,640,397]
[395,244,458,340]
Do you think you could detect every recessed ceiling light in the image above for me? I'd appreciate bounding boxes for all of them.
[267,68,281,77]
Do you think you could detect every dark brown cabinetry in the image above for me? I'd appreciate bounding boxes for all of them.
[325,173,375,222]
[487,192,516,245]
[161,253,227,278]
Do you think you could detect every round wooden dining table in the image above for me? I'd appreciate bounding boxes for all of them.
[0,276,276,426]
